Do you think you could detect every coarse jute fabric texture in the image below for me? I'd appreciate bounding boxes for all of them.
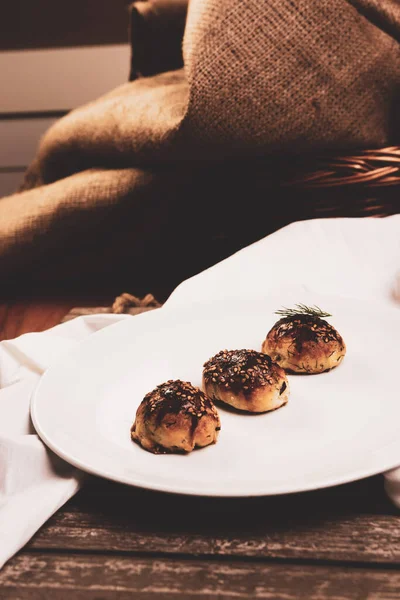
[1,0,399,295]
[182,0,400,154]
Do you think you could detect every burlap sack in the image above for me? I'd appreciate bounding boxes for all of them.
[182,0,400,154]
[1,0,399,295]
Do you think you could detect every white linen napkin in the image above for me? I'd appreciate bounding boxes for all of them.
[0,314,129,568]
[0,216,399,569]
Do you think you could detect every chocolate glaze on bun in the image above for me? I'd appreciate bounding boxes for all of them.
[262,314,346,374]
[131,380,221,454]
[202,349,289,413]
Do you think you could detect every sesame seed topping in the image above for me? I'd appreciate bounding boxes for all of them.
[141,380,218,425]
[203,349,282,393]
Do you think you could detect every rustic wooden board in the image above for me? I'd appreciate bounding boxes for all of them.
[1,1,131,51]
[0,301,73,341]
[28,504,400,564]
[0,171,24,198]
[1,553,400,599]
[0,296,119,340]
[0,118,57,167]
[0,45,130,114]
[26,476,400,565]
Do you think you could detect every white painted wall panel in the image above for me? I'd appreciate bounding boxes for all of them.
[0,44,130,112]
[0,118,57,167]
[0,172,23,197]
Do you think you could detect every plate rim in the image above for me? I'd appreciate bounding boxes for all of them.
[30,296,400,497]
[30,393,400,497]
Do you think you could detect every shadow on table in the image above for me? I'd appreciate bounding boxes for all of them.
[29,474,399,565]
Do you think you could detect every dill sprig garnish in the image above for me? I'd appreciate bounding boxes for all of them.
[275,304,332,319]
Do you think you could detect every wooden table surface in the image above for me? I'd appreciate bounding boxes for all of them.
[0,299,399,599]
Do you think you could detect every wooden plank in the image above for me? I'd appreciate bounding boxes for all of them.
[0,297,120,338]
[1,1,131,51]
[0,118,57,167]
[0,301,74,341]
[1,553,400,599]
[0,171,23,197]
[27,476,400,565]
[0,45,130,113]
[29,506,400,564]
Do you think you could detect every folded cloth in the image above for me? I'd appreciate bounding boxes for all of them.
[0,215,399,569]
[25,0,400,180]
[0,314,128,569]
[1,0,400,294]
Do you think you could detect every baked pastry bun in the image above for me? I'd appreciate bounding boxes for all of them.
[262,312,346,374]
[131,380,221,454]
[202,349,289,413]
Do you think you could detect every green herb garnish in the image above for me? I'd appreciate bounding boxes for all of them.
[275,304,332,319]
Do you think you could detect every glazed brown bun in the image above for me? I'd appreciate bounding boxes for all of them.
[262,314,346,374]
[202,349,289,413]
[131,380,221,454]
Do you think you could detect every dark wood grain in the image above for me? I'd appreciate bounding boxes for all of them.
[0,301,73,341]
[1,1,131,51]
[29,505,400,565]
[26,476,400,565]
[1,553,400,599]
[0,297,116,341]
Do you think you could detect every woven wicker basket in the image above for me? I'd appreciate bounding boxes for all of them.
[283,146,400,219]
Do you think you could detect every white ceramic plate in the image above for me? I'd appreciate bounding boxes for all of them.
[31,293,400,497]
